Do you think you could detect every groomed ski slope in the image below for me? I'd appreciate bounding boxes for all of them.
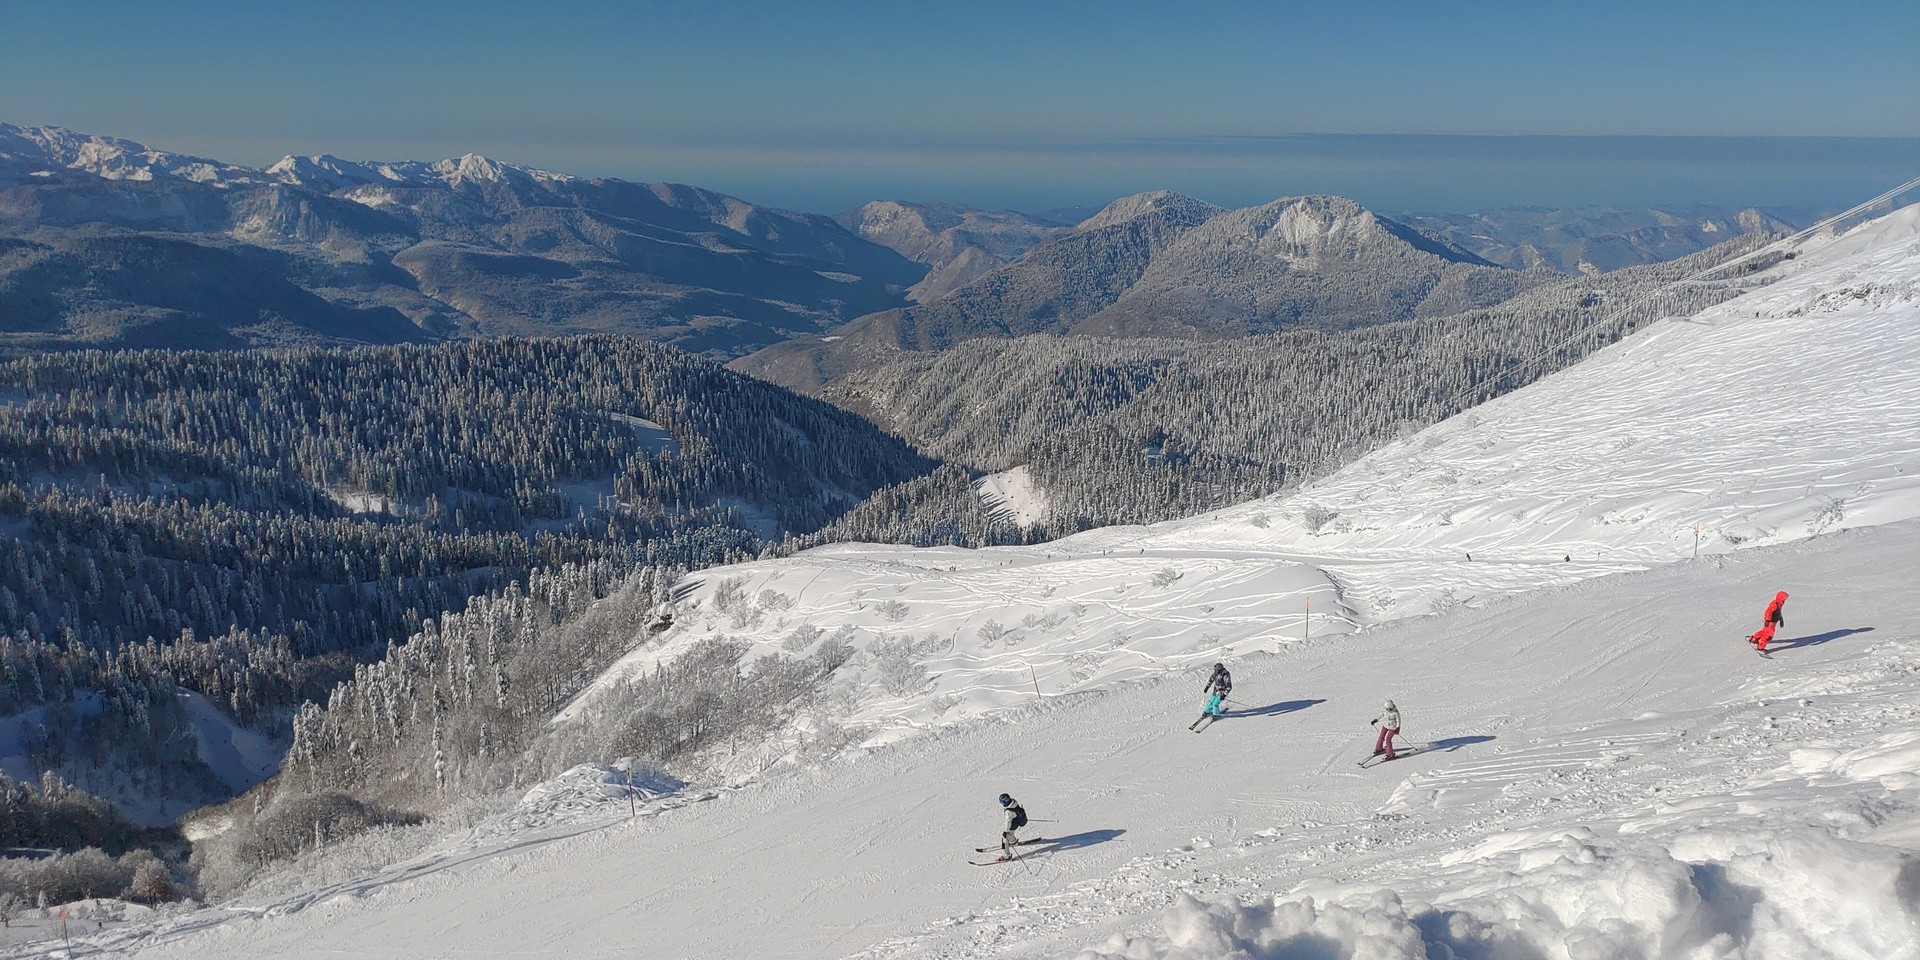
[62,523,1920,960]
[28,205,1920,959]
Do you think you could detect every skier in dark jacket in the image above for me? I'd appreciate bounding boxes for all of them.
[998,793,1029,857]
[1203,663,1232,718]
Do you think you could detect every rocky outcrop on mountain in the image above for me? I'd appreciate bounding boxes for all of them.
[0,124,924,354]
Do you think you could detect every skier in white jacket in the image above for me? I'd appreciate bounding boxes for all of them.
[1370,699,1402,760]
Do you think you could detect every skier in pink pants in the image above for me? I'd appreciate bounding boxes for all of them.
[1370,699,1402,759]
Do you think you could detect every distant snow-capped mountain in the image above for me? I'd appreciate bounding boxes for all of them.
[0,123,925,354]
[0,122,264,186]
[837,200,1064,301]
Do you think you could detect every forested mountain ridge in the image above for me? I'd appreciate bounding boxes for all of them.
[732,192,1545,392]
[1072,195,1540,337]
[835,200,1064,301]
[0,123,925,356]
[817,233,1786,534]
[0,336,935,820]
[735,190,1221,389]
[849,189,1224,345]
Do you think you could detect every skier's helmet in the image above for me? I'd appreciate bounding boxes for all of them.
[1384,699,1396,710]
[998,793,1012,807]
[1213,662,1225,672]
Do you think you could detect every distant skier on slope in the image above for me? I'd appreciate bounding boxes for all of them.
[1370,699,1402,760]
[1748,590,1788,653]
[997,793,1029,858]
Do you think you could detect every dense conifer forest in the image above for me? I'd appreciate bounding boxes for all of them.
[0,336,933,823]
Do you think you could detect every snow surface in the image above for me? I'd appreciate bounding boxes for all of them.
[975,465,1050,527]
[20,206,1920,959]
[177,692,282,797]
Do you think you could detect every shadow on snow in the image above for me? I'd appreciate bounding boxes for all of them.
[1030,829,1126,854]
[1770,626,1873,652]
[1222,699,1326,719]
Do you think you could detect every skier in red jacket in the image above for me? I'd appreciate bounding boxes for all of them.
[1747,591,1788,652]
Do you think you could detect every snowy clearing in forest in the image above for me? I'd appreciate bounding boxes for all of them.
[24,205,1920,959]
[975,465,1050,527]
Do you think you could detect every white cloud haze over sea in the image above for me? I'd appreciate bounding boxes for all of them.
[197,133,1907,216]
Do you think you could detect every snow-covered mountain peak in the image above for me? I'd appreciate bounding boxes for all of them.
[1075,189,1222,231]
[424,152,573,188]
[263,153,392,190]
[1216,194,1489,265]
[845,199,979,237]
[0,122,261,187]
[430,152,511,185]
[1236,195,1375,251]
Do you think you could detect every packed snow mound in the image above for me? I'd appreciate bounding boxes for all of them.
[508,758,685,830]
[1082,823,1919,960]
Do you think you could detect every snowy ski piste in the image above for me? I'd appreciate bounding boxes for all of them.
[50,206,1920,958]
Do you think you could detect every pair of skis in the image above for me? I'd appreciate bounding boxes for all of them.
[1356,745,1423,767]
[969,837,1046,866]
[1190,698,1239,732]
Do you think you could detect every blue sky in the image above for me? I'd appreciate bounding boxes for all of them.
[4,0,1915,213]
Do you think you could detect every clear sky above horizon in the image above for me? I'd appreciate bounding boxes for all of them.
[4,0,1916,213]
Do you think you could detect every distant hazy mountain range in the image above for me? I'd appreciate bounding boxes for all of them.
[739,190,1544,390]
[834,201,1064,301]
[0,123,924,354]
[1395,205,1802,273]
[1,122,1808,359]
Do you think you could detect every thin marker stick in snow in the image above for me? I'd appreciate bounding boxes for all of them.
[628,768,637,819]
[1029,664,1042,699]
[1304,596,1310,645]
[1694,522,1701,560]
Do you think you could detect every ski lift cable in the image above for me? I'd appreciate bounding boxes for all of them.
[1417,173,1920,425]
